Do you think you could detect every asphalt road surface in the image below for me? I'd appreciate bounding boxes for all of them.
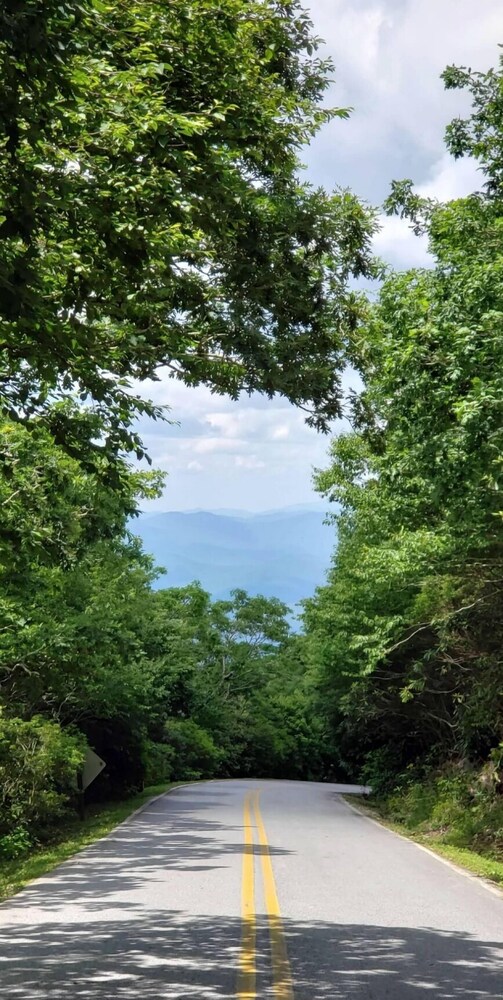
[1,779,502,998]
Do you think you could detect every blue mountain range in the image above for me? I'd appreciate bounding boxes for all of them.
[133,503,337,611]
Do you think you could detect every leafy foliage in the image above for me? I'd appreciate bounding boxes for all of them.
[0,712,86,858]
[0,0,376,467]
[303,55,503,843]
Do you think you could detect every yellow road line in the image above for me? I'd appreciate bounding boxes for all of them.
[252,792,294,1000]
[237,792,256,999]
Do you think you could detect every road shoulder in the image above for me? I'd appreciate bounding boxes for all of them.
[343,794,503,898]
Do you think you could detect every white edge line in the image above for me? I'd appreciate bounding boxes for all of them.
[341,795,503,900]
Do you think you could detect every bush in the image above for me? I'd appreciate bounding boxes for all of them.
[382,761,503,858]
[0,712,86,858]
[164,719,223,780]
[360,746,407,797]
[142,739,174,786]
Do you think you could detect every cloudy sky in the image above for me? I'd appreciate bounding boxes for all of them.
[137,0,501,513]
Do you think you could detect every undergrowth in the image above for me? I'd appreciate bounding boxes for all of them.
[361,765,503,887]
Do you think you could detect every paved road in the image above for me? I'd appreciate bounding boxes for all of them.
[0,779,502,998]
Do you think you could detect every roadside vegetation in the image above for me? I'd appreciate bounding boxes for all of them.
[302,57,503,866]
[352,787,503,888]
[0,1,502,885]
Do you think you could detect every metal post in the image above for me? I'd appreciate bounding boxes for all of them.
[76,770,86,821]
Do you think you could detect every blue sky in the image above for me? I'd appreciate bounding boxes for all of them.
[137,0,501,512]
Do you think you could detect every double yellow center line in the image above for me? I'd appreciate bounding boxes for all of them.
[237,791,294,1000]
[239,793,257,999]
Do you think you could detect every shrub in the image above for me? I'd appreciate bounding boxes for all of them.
[361,746,406,797]
[382,761,503,858]
[0,711,86,858]
[164,718,223,780]
[142,739,174,786]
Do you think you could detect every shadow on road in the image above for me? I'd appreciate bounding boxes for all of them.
[1,788,501,996]
[0,909,501,999]
[1,795,293,913]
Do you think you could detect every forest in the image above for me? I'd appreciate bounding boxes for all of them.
[1,1,502,870]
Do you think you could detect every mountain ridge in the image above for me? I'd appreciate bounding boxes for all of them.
[133,505,337,609]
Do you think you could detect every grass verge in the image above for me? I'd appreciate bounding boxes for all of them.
[0,783,177,903]
[345,796,503,889]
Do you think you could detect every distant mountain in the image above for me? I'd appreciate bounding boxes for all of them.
[132,505,337,610]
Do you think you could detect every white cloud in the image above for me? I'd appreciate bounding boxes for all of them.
[132,373,226,414]
[189,436,246,455]
[379,0,502,151]
[205,413,242,438]
[319,5,391,87]
[270,424,290,441]
[205,408,300,442]
[311,0,501,146]
[134,384,342,511]
[373,151,483,268]
[418,153,482,202]
[306,0,500,199]
[373,216,429,269]
[234,455,266,470]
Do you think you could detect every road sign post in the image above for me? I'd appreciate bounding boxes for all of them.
[76,770,85,820]
[76,749,106,820]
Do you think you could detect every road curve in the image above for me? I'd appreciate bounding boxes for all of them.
[0,779,502,998]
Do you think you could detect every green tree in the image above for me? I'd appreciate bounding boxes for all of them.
[0,415,161,715]
[1,0,377,466]
[304,53,503,789]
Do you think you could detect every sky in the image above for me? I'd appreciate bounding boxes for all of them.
[137,0,501,513]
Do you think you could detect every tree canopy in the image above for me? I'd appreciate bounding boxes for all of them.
[1,0,376,468]
[303,55,503,817]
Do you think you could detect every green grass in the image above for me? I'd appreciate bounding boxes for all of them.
[0,783,177,902]
[346,796,503,888]
[425,843,503,886]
